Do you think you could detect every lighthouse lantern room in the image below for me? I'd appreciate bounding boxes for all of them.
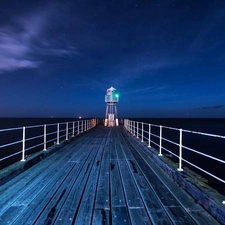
[104,86,119,127]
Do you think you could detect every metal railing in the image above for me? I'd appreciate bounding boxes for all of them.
[124,119,225,203]
[0,119,96,166]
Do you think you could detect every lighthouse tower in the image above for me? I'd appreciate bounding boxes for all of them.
[104,86,119,127]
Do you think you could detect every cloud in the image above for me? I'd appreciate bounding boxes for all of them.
[111,56,189,87]
[0,6,77,74]
[128,86,169,94]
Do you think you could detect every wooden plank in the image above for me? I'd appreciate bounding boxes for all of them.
[92,142,110,225]
[54,131,109,225]
[129,208,151,225]
[121,129,220,225]
[0,150,75,219]
[2,162,77,224]
[116,160,143,208]
[110,141,117,160]
[0,135,90,205]
[118,146,173,224]
[73,144,106,224]
[12,134,101,224]
[124,139,196,224]
[92,208,110,225]
[110,160,126,207]
[164,206,196,225]
[115,141,150,224]
[115,138,126,160]
[111,206,130,225]
[0,126,221,225]
[43,139,103,225]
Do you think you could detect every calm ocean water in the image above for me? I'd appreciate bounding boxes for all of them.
[0,117,225,194]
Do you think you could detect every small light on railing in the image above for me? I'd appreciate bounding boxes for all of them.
[223,201,225,205]
[79,117,82,119]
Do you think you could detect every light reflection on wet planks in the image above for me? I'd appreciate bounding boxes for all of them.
[0,127,220,225]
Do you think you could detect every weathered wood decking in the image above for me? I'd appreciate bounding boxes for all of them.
[0,126,220,224]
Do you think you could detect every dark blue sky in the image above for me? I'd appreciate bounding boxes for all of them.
[1,0,225,118]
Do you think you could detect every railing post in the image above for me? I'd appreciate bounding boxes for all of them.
[21,126,26,161]
[77,121,79,135]
[178,129,184,171]
[57,123,60,144]
[43,124,47,151]
[66,122,68,140]
[158,125,163,156]
[136,122,139,138]
[148,124,151,147]
[82,121,83,133]
[72,121,75,137]
[141,122,144,142]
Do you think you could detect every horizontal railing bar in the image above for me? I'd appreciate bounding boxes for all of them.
[182,158,225,184]
[0,151,21,162]
[125,119,225,190]
[0,127,23,132]
[46,131,57,136]
[0,140,23,149]
[182,145,225,164]
[0,119,96,166]
[161,146,179,158]
[182,129,225,139]
[162,137,179,147]
[1,121,79,132]
[46,138,57,144]
[25,134,44,142]
[26,142,44,151]
[26,124,44,129]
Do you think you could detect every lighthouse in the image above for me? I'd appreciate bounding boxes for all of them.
[104,86,119,127]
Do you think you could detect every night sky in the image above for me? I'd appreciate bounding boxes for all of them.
[1,0,225,118]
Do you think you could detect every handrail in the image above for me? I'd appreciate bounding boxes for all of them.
[0,119,97,166]
[124,119,225,204]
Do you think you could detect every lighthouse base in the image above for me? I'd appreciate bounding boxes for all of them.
[104,114,119,127]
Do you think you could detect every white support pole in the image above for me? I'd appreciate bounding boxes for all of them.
[77,121,79,135]
[21,126,26,161]
[148,124,151,147]
[136,122,139,138]
[158,125,163,156]
[178,129,184,171]
[82,121,83,133]
[57,123,60,144]
[141,122,144,142]
[43,124,47,151]
[72,121,75,137]
[66,122,68,140]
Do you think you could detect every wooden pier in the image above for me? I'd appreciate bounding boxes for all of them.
[0,126,221,224]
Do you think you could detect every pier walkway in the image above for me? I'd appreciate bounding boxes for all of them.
[0,126,220,224]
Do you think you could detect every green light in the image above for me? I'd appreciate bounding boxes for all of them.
[115,94,119,98]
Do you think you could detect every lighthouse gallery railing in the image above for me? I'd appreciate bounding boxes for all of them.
[0,119,96,167]
[124,119,225,199]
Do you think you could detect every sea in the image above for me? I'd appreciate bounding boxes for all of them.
[0,117,225,195]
